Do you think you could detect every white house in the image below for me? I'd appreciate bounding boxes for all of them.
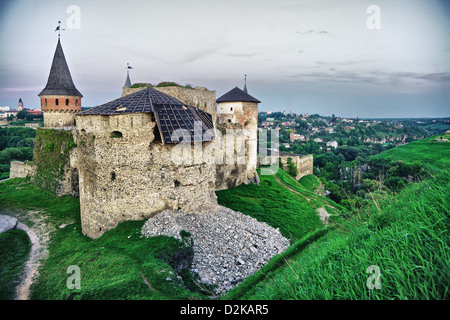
[326,140,338,149]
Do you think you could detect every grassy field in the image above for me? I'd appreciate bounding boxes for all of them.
[0,178,211,300]
[370,133,450,169]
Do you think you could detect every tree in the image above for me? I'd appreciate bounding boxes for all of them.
[16,110,28,120]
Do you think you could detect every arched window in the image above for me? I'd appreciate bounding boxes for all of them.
[45,99,47,107]
[55,98,59,106]
[110,131,123,138]
[76,99,78,107]
[66,99,69,106]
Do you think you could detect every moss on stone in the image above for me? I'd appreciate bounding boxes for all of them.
[32,129,76,195]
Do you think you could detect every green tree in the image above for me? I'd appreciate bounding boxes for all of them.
[16,110,28,120]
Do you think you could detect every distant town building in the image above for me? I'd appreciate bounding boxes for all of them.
[314,138,323,143]
[0,109,18,118]
[18,98,23,111]
[326,140,338,149]
[290,133,305,142]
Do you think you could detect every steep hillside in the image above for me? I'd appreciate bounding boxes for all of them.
[225,135,449,300]
[227,169,449,300]
[216,169,344,241]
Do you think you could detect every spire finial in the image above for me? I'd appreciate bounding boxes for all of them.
[124,63,133,87]
[55,21,65,40]
[243,74,248,93]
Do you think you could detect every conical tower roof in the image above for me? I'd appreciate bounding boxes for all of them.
[39,39,83,97]
[216,86,260,103]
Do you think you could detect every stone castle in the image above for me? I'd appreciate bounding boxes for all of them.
[12,37,313,239]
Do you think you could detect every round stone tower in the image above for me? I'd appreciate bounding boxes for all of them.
[38,39,82,128]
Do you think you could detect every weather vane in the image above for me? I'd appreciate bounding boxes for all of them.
[55,21,65,39]
[127,63,133,70]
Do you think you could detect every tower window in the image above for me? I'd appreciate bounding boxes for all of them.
[45,99,47,107]
[110,131,123,138]
[76,99,78,107]
[55,99,59,106]
[66,99,69,106]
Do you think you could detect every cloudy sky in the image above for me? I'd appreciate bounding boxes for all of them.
[0,0,449,118]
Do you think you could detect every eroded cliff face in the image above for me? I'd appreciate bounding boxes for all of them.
[75,113,217,239]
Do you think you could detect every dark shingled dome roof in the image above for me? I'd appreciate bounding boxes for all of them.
[77,87,215,145]
[39,39,83,97]
[216,86,260,103]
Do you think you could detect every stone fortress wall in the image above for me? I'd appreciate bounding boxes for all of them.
[14,84,313,239]
[260,153,314,181]
[75,112,217,239]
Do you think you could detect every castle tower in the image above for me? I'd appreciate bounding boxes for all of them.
[18,98,23,111]
[38,38,82,128]
[216,81,261,186]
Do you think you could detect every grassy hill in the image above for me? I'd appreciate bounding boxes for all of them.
[224,135,450,300]
[226,169,449,299]
[216,169,343,241]
[370,133,450,169]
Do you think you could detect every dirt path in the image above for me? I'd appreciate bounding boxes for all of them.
[0,212,51,300]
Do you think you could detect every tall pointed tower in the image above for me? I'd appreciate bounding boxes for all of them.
[18,98,23,111]
[39,38,82,128]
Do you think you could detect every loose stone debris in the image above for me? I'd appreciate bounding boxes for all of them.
[141,205,290,295]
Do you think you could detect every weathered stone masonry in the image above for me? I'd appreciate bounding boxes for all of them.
[76,113,217,239]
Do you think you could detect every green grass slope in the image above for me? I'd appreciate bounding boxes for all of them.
[226,135,450,300]
[216,169,344,241]
[0,229,31,300]
[0,178,210,300]
[370,133,450,169]
[230,170,449,300]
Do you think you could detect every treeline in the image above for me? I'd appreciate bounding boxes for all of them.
[316,153,430,213]
[0,127,36,179]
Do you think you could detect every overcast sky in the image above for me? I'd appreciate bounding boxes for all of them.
[0,0,449,118]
